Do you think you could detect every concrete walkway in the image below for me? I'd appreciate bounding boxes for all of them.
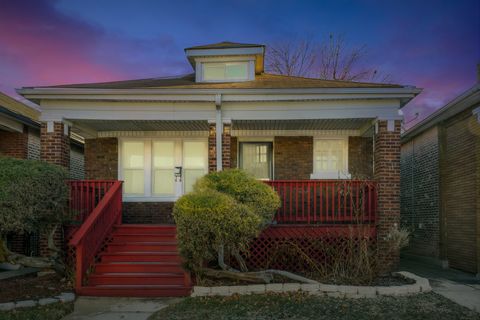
[62,296,182,320]
[400,256,480,312]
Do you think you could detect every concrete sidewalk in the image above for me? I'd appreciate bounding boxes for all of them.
[400,256,480,312]
[62,296,182,320]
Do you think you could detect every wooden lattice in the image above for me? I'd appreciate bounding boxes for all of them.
[241,225,376,273]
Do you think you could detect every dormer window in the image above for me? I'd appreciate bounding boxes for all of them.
[185,41,265,83]
[203,62,249,81]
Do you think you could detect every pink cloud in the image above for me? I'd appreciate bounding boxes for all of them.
[0,0,190,98]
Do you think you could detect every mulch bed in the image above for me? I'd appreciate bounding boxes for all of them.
[0,273,73,303]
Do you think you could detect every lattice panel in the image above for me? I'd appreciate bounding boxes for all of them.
[241,225,376,273]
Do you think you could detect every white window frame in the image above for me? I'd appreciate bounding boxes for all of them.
[311,137,350,179]
[196,58,255,82]
[118,137,208,202]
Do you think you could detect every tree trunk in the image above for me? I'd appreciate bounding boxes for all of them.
[200,268,274,283]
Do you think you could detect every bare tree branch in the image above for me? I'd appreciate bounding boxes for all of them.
[266,34,392,83]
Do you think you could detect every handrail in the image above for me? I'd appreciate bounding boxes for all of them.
[69,180,123,291]
[265,179,377,224]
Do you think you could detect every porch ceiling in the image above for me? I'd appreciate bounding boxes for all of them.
[71,119,209,132]
[232,119,374,131]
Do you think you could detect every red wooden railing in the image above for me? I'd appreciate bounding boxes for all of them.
[68,181,123,292]
[68,180,117,223]
[265,180,377,224]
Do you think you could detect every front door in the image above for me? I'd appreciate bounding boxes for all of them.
[239,142,273,180]
[122,139,207,200]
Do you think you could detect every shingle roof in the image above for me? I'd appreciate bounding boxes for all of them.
[0,91,40,120]
[185,41,265,50]
[39,73,402,90]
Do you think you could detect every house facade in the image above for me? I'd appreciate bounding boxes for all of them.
[401,84,480,276]
[19,42,420,296]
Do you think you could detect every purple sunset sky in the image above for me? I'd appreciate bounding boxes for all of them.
[0,0,478,127]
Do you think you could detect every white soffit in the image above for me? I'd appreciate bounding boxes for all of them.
[73,119,209,132]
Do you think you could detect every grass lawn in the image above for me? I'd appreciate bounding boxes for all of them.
[0,302,73,320]
[150,292,480,320]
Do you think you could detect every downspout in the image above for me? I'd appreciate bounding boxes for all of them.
[215,94,223,171]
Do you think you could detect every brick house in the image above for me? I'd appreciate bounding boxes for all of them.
[19,42,420,296]
[401,83,480,276]
[0,91,85,255]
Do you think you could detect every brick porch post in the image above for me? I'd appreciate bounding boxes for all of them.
[374,119,402,273]
[208,122,231,172]
[222,123,231,169]
[39,121,70,257]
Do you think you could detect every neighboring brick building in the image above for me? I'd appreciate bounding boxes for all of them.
[401,84,480,276]
[0,91,85,256]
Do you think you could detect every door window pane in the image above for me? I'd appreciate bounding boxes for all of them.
[153,169,174,195]
[152,141,175,196]
[240,143,272,180]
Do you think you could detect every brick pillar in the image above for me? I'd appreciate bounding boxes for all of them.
[39,121,70,257]
[0,127,28,159]
[208,122,217,172]
[374,120,401,273]
[222,123,231,169]
[40,122,70,169]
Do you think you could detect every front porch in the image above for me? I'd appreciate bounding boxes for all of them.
[52,116,396,297]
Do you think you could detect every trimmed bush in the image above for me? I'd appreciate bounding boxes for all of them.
[174,169,280,271]
[0,157,70,237]
[194,169,280,224]
[173,190,261,271]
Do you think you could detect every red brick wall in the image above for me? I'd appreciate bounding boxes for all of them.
[222,123,231,169]
[374,120,401,273]
[0,128,28,159]
[84,137,118,180]
[348,136,373,179]
[123,202,175,224]
[40,122,70,168]
[274,136,313,180]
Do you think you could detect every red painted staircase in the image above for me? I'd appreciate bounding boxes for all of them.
[79,224,192,297]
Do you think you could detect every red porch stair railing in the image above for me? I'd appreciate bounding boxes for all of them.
[68,180,123,293]
[265,180,377,224]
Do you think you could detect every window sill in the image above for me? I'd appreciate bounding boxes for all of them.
[310,172,352,180]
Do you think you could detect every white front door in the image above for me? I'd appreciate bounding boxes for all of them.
[121,138,208,200]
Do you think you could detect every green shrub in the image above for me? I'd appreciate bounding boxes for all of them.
[194,169,280,224]
[173,190,261,271]
[0,157,70,237]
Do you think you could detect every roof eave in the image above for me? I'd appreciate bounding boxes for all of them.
[402,83,480,142]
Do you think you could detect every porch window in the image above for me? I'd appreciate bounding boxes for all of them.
[312,138,349,179]
[122,141,145,195]
[239,142,273,180]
